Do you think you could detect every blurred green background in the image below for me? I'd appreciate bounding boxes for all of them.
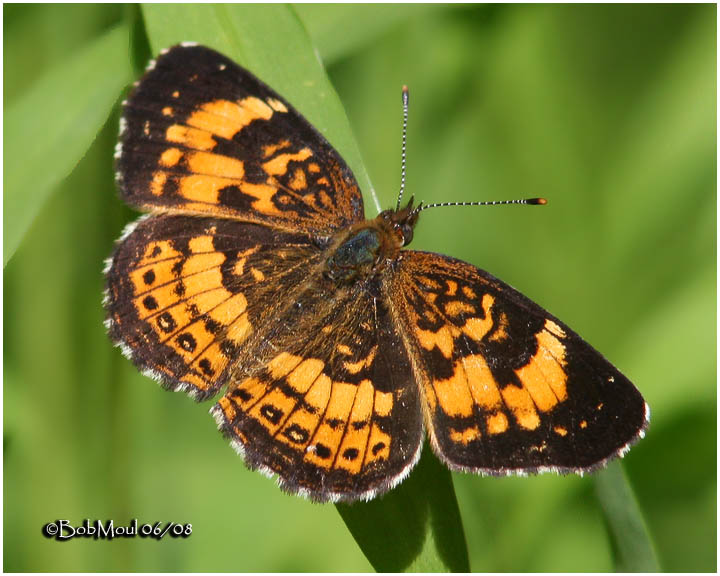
[4,4,716,572]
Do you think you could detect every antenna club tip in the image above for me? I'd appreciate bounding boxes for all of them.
[529,197,547,205]
[402,85,409,93]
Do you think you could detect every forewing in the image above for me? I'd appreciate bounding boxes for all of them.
[388,250,648,474]
[104,214,323,400]
[117,44,364,234]
[212,276,423,502]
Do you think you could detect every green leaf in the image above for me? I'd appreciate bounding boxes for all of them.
[337,444,470,572]
[4,4,124,105]
[141,4,378,213]
[617,263,715,417]
[3,24,132,267]
[295,4,446,65]
[595,463,660,571]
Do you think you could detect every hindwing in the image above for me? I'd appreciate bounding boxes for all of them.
[105,214,322,399]
[212,274,423,502]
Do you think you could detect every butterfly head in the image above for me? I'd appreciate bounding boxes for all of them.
[378,195,420,248]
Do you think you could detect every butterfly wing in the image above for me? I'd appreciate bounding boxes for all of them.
[105,214,324,400]
[117,44,364,234]
[106,214,423,501]
[212,274,423,502]
[107,45,423,501]
[387,250,648,474]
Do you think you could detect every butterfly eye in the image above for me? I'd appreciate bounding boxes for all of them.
[400,224,414,247]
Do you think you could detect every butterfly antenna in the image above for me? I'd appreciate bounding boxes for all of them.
[414,197,547,214]
[395,85,410,212]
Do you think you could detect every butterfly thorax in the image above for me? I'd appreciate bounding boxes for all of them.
[325,201,419,283]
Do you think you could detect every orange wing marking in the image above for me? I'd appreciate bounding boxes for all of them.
[486,411,508,434]
[501,384,541,430]
[151,172,167,196]
[262,140,291,158]
[261,148,312,176]
[266,98,288,113]
[513,323,568,411]
[258,147,338,217]
[185,97,274,140]
[413,288,496,359]
[343,346,378,375]
[304,380,355,469]
[231,246,261,276]
[281,373,332,443]
[186,151,245,179]
[335,379,374,473]
[160,148,183,167]
[449,425,481,445]
[166,124,217,151]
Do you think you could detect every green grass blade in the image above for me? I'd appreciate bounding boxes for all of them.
[3,24,131,267]
[595,462,660,571]
[337,444,470,572]
[295,5,445,65]
[140,7,468,570]
[140,3,378,213]
[4,5,124,106]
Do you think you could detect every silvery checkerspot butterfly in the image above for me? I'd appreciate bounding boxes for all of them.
[104,44,648,502]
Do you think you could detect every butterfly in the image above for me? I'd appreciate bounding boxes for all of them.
[104,43,648,502]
